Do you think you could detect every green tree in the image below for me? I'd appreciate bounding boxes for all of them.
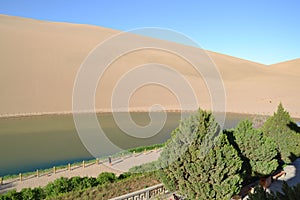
[157,109,244,199]
[230,120,279,177]
[262,103,300,163]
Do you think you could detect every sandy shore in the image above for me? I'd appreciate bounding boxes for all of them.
[0,150,161,193]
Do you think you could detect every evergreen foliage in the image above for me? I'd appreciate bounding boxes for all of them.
[230,120,279,177]
[276,182,300,200]
[262,103,300,163]
[248,186,276,200]
[0,172,127,200]
[249,182,300,200]
[157,109,244,199]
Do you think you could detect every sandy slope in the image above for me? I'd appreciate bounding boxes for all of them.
[0,15,299,117]
[269,59,300,76]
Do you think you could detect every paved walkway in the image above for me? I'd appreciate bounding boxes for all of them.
[4,152,298,197]
[0,150,161,193]
[268,158,300,193]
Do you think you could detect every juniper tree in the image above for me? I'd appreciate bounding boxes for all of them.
[157,109,244,199]
[262,103,300,163]
[231,120,279,177]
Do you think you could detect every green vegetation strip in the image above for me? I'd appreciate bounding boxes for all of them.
[0,172,159,200]
[51,172,159,200]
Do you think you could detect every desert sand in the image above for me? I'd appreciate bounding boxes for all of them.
[0,14,299,118]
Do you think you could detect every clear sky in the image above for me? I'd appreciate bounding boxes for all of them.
[1,0,299,64]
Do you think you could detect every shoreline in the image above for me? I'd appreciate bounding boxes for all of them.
[0,109,299,180]
[0,144,164,180]
[0,109,299,121]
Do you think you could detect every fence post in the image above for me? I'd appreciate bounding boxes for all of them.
[36,169,39,178]
[108,156,112,166]
[144,149,146,155]
[68,163,71,171]
[0,177,2,185]
[82,160,85,168]
[53,166,56,174]
[96,159,99,165]
[19,173,22,182]
[145,190,150,199]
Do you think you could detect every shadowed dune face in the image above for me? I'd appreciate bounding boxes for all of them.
[0,15,299,117]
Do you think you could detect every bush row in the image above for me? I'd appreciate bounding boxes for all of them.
[0,172,132,200]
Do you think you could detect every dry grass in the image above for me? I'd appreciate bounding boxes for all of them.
[52,173,160,200]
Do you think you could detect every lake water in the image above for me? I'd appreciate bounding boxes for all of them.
[0,112,298,176]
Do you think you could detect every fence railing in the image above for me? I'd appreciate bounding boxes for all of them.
[0,148,162,186]
[0,159,101,185]
[110,183,167,200]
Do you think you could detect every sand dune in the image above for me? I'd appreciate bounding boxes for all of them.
[0,15,299,117]
[269,59,300,76]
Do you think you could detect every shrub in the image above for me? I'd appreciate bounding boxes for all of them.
[69,176,84,190]
[0,190,21,200]
[117,172,132,180]
[30,187,45,200]
[0,172,124,199]
[81,177,97,188]
[96,172,117,185]
[44,177,70,197]
[20,188,35,200]
[129,161,157,173]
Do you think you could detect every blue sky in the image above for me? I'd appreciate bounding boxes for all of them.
[0,0,299,64]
